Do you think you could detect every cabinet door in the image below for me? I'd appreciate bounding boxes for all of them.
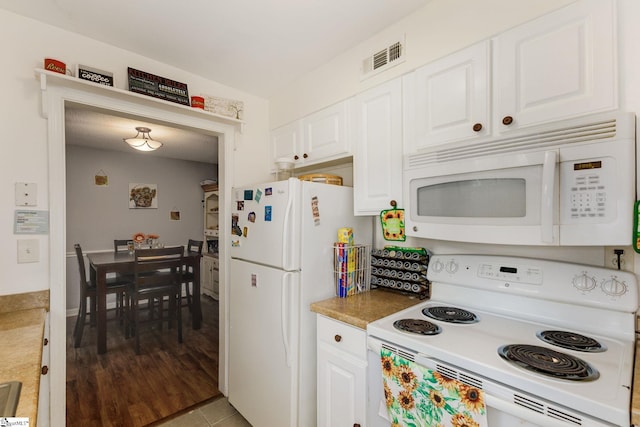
[317,343,367,427]
[405,40,490,151]
[301,100,350,165]
[270,121,302,167]
[353,78,403,215]
[38,312,50,427]
[204,191,219,238]
[494,0,616,132]
[201,256,214,296]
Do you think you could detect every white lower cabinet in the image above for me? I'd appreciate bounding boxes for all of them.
[201,255,219,300]
[38,311,50,427]
[316,315,367,427]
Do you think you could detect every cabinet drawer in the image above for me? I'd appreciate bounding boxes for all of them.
[317,315,366,360]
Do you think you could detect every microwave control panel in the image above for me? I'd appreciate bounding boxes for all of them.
[560,157,613,223]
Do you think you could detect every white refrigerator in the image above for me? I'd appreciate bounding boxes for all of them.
[228,178,372,427]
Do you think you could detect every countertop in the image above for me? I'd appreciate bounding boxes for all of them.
[0,290,49,425]
[310,288,424,330]
[312,289,640,426]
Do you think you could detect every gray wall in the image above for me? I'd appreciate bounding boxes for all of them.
[65,144,217,312]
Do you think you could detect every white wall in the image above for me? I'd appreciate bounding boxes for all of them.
[0,9,271,297]
[65,145,216,311]
[65,145,215,251]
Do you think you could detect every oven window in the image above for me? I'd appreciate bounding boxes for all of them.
[417,178,526,217]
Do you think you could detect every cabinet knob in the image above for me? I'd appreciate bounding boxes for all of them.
[472,123,483,132]
[294,155,299,160]
[303,153,308,159]
[390,200,397,207]
[354,424,361,427]
[43,338,49,346]
[502,116,514,126]
[41,365,49,375]
[334,334,342,342]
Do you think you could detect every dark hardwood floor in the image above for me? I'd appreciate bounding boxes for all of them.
[66,295,221,426]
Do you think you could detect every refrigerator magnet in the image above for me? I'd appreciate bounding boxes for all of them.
[311,196,320,225]
[243,226,248,237]
[265,187,273,196]
[237,201,244,210]
[265,205,272,221]
[254,188,263,203]
[244,190,253,200]
[248,212,256,223]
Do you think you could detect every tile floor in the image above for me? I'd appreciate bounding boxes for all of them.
[157,397,251,427]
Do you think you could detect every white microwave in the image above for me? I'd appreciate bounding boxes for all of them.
[403,112,636,246]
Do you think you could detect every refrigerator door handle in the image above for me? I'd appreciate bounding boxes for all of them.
[281,272,292,367]
[282,181,294,271]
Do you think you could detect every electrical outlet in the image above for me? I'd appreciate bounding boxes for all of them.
[604,246,633,272]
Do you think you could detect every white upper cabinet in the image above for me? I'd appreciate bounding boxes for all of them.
[403,0,616,153]
[270,121,302,169]
[353,77,403,215]
[404,41,491,152]
[493,0,617,133]
[301,100,350,163]
[270,100,351,169]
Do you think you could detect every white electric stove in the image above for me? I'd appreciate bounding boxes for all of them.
[367,254,638,427]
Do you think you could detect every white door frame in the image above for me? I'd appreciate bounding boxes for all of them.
[39,73,236,426]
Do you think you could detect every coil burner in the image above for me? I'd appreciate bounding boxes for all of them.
[393,319,442,336]
[498,344,599,381]
[536,330,606,353]
[422,306,479,324]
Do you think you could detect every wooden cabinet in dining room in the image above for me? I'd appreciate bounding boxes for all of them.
[352,77,403,216]
[270,100,351,170]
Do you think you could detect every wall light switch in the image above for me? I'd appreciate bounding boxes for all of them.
[15,182,37,206]
[18,239,39,263]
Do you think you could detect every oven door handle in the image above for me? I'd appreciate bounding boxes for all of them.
[485,394,579,427]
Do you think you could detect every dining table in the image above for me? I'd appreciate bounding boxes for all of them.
[87,248,202,354]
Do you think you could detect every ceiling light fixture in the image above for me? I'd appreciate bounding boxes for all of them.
[123,126,163,152]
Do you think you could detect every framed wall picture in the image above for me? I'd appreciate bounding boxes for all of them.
[129,183,158,209]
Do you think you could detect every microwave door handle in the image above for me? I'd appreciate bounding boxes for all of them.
[541,150,557,243]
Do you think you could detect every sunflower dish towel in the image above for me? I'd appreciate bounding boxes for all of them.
[381,347,488,427]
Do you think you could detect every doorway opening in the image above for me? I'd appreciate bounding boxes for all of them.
[41,72,235,426]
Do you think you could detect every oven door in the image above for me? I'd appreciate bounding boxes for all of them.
[367,337,611,427]
[403,149,560,245]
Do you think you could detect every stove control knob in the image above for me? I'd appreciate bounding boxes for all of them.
[431,259,444,273]
[601,277,628,296]
[572,273,596,291]
[445,260,459,274]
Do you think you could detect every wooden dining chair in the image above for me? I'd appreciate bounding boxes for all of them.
[125,246,184,355]
[73,243,129,348]
[182,239,203,312]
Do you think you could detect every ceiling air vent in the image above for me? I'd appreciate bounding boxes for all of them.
[361,36,406,80]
